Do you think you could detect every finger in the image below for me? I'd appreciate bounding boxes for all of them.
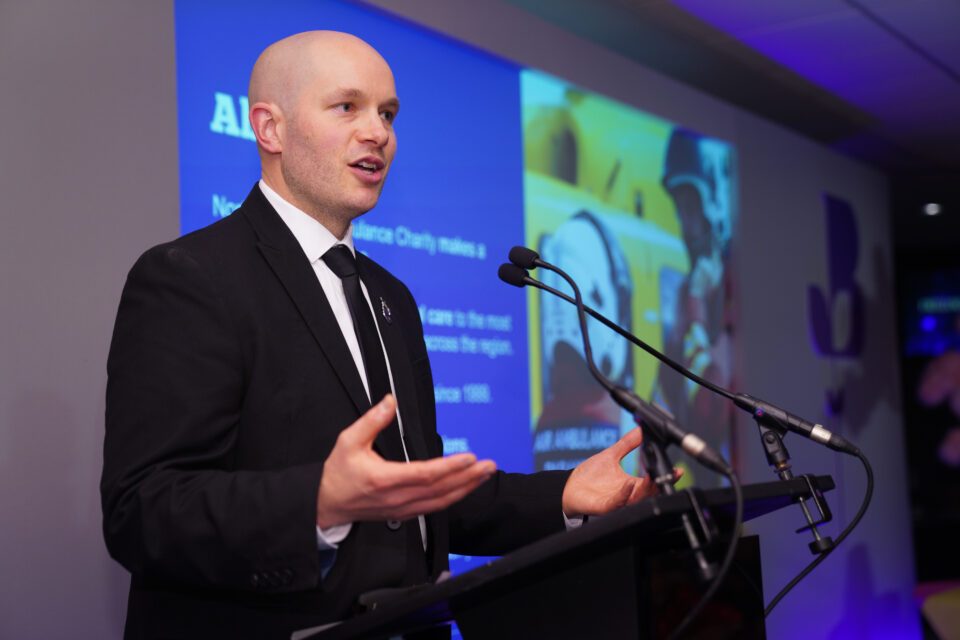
[356,462,495,521]
[610,427,644,461]
[372,455,492,492]
[339,394,397,448]
[388,459,496,506]
[628,474,656,501]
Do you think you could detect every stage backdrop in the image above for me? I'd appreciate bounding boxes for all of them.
[172,1,917,638]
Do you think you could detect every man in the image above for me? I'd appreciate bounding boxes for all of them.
[102,32,656,639]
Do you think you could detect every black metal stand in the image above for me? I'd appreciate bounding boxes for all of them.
[638,419,719,581]
[752,413,834,554]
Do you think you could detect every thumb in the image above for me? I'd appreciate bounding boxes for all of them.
[342,394,396,448]
[610,427,644,462]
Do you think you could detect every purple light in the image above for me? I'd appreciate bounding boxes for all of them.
[921,315,936,332]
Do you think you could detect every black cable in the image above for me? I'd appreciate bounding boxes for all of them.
[764,450,874,617]
[666,471,744,640]
[546,266,609,392]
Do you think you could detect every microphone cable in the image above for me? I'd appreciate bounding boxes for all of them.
[764,450,873,616]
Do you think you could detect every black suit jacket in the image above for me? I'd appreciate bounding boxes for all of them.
[101,186,569,639]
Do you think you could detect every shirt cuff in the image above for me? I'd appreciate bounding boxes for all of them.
[316,522,352,549]
[563,512,584,530]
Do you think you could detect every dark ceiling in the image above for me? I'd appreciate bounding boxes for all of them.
[502,0,960,176]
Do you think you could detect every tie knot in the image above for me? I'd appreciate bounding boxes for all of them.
[322,244,358,279]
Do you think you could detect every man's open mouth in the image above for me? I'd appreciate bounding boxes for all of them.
[350,158,385,175]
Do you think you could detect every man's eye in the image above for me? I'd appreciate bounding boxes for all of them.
[380,110,395,123]
[336,103,353,113]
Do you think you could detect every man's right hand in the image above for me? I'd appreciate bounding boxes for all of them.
[315,395,497,528]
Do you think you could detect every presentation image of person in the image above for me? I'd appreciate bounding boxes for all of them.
[655,129,737,471]
[101,31,664,639]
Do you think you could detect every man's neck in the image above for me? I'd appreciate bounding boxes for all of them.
[260,175,351,240]
[258,179,356,250]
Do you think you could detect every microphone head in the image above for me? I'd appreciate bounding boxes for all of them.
[498,263,529,288]
[509,246,541,269]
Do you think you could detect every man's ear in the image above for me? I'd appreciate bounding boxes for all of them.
[249,102,283,153]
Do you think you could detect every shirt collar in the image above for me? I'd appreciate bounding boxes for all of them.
[258,179,356,263]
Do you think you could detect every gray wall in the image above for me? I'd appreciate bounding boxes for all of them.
[0,0,915,637]
[0,0,178,636]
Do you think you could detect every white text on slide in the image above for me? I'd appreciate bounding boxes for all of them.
[209,92,255,141]
[423,334,513,359]
[418,306,512,332]
[354,221,487,260]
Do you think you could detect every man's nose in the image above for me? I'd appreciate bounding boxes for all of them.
[358,109,389,146]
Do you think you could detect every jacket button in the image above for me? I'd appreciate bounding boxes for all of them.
[386,520,402,531]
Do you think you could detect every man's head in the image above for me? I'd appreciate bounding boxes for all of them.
[249,31,398,238]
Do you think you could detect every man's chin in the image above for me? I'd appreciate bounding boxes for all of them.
[342,199,382,221]
[347,190,385,217]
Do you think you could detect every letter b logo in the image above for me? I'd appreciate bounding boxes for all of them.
[807,194,864,358]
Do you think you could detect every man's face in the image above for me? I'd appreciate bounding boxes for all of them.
[280,44,398,224]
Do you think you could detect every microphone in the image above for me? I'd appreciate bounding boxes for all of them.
[609,386,732,475]
[505,245,860,457]
[508,245,543,270]
[497,263,532,288]
[733,394,857,455]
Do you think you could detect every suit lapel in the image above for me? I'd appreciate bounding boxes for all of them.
[357,257,431,463]
[238,186,371,417]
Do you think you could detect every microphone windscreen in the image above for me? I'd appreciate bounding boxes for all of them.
[508,246,540,269]
[498,263,528,288]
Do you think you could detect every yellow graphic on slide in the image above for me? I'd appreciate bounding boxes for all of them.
[521,70,738,483]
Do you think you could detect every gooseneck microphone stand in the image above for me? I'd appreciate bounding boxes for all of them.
[499,251,874,618]
[750,410,835,555]
[504,250,744,640]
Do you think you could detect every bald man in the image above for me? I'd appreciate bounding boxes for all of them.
[102,32,655,639]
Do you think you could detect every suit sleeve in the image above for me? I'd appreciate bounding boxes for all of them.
[447,468,571,556]
[101,244,324,592]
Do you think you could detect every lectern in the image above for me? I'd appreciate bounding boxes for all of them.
[295,476,834,640]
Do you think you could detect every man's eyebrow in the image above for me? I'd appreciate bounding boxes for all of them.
[328,87,363,101]
[382,98,400,112]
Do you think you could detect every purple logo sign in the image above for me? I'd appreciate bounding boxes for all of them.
[807,194,865,416]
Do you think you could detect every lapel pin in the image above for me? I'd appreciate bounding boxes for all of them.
[380,297,393,324]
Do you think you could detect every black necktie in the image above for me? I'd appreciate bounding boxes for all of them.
[322,245,406,462]
[323,245,431,579]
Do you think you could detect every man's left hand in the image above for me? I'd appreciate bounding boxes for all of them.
[561,427,681,518]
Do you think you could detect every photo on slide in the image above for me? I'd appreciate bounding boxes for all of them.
[520,70,741,486]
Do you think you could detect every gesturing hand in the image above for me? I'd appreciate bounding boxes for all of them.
[561,427,682,518]
[315,395,497,528]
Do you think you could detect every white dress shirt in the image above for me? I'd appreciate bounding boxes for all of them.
[259,180,423,550]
